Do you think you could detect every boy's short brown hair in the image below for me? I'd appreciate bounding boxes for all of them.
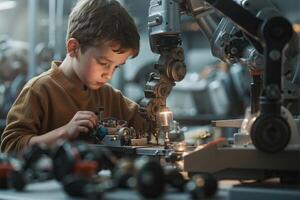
[67,0,140,57]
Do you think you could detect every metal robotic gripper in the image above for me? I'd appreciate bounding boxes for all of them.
[139,5,187,145]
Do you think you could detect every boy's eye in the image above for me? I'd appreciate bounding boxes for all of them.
[98,61,109,67]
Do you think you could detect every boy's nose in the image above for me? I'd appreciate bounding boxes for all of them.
[103,69,114,81]
[106,73,112,81]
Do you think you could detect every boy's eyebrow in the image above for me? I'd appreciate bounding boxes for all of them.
[97,56,126,65]
[97,56,113,63]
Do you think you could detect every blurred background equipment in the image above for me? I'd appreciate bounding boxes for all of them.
[0,38,28,132]
[8,144,52,191]
[0,0,71,135]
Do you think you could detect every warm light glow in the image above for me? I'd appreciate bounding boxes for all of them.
[175,142,187,152]
[293,24,300,33]
[159,110,172,115]
[0,1,16,10]
[159,109,173,127]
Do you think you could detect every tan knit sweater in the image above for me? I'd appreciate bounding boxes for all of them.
[1,62,147,153]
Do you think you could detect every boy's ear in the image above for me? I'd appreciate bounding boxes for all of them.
[66,38,80,57]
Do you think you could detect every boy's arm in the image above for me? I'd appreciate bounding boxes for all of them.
[28,111,98,146]
[1,86,44,153]
[27,126,67,146]
[0,85,98,154]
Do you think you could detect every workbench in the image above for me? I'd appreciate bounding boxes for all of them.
[1,180,300,200]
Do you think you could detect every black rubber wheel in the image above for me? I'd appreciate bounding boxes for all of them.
[52,143,75,181]
[9,170,26,191]
[186,173,218,199]
[250,115,291,153]
[63,175,89,197]
[136,159,165,198]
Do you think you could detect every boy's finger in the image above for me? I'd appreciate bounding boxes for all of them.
[77,120,94,129]
[79,111,99,122]
[78,126,89,133]
[78,111,97,116]
[75,114,98,126]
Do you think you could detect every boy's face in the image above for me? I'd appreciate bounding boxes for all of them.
[73,42,134,90]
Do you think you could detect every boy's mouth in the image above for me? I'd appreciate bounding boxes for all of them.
[96,81,105,85]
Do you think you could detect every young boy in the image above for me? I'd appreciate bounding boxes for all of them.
[1,0,148,153]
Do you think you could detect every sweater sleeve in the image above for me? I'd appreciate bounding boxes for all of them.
[0,86,44,154]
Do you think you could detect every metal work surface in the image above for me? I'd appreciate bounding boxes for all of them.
[1,180,300,200]
[0,180,207,200]
[89,144,175,156]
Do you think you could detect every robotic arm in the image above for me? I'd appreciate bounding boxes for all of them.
[140,0,295,152]
[139,0,187,146]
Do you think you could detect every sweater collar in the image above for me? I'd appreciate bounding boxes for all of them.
[50,61,91,97]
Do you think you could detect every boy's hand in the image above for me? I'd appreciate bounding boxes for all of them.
[62,111,98,140]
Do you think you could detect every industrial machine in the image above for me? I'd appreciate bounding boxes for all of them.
[140,0,300,182]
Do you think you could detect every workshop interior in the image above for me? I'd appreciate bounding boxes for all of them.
[0,0,300,199]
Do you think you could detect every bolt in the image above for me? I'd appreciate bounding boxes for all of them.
[269,50,281,61]
[266,85,281,100]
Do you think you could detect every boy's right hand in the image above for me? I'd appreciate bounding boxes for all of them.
[62,111,98,140]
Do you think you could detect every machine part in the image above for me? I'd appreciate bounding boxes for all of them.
[140,0,186,142]
[92,126,109,141]
[63,156,184,199]
[114,157,186,193]
[117,127,132,146]
[196,0,295,119]
[164,165,186,191]
[8,144,52,191]
[100,117,128,128]
[185,0,217,41]
[142,0,300,184]
[135,157,165,198]
[94,107,104,121]
[159,107,173,127]
[63,175,92,198]
[169,120,185,142]
[0,154,13,189]
[186,0,268,72]
[164,47,187,82]
[101,135,127,147]
[98,129,133,147]
[250,115,291,153]
[250,74,262,114]
[212,119,244,128]
[63,175,111,199]
[159,107,173,148]
[239,106,257,135]
[210,17,261,69]
[52,142,117,182]
[52,142,82,181]
[165,150,183,163]
[112,158,135,188]
[8,170,26,191]
[229,182,300,200]
[185,173,218,199]
[130,138,148,146]
[148,0,181,53]
[193,0,299,114]
[183,138,300,180]
[234,133,251,146]
[90,117,143,146]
